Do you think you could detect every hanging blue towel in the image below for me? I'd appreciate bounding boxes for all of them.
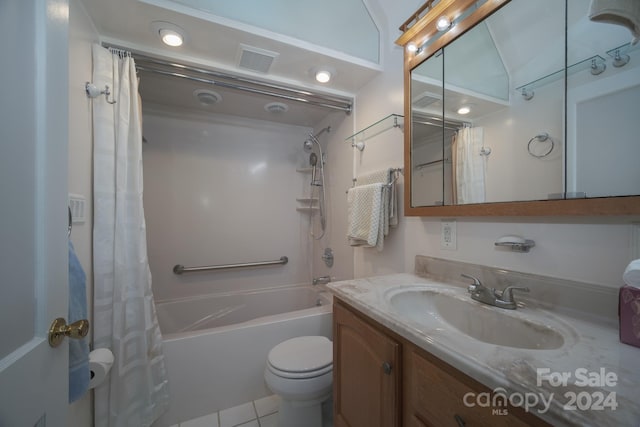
[68,240,90,403]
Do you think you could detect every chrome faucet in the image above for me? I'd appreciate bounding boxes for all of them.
[461,274,529,310]
[313,275,331,285]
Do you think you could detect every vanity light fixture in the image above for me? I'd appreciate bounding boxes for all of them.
[407,42,418,53]
[436,16,452,31]
[152,22,186,47]
[315,69,332,83]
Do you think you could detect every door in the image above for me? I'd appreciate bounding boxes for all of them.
[0,0,70,426]
[333,299,400,427]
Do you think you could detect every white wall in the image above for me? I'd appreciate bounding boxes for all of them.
[475,78,564,203]
[568,61,640,198]
[68,0,99,424]
[142,107,319,301]
[327,0,640,289]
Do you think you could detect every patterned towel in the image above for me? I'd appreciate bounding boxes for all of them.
[347,183,385,249]
[355,168,399,233]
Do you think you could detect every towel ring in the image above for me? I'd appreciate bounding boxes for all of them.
[527,132,554,158]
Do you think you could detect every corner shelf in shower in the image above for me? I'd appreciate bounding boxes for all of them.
[345,114,404,144]
[296,206,320,212]
[296,194,319,213]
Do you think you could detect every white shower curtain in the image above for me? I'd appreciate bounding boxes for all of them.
[92,44,169,427]
[453,126,486,204]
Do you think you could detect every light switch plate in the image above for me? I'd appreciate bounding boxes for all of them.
[441,220,457,251]
[68,193,86,224]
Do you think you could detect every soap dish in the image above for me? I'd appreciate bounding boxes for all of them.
[494,236,535,253]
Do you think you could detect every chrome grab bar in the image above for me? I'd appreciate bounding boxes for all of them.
[173,256,288,275]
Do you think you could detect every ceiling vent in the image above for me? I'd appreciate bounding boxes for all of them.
[413,91,442,108]
[264,102,289,114]
[237,44,279,74]
[193,89,222,106]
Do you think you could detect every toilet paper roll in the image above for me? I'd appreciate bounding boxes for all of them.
[88,348,114,389]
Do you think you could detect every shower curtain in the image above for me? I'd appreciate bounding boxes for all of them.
[92,45,169,427]
[452,126,486,204]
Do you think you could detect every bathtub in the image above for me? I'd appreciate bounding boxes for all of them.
[152,284,333,427]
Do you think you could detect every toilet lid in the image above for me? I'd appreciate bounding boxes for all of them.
[267,336,332,373]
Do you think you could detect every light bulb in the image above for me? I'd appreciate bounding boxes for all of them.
[436,16,451,31]
[407,43,418,53]
[315,70,332,83]
[160,29,183,47]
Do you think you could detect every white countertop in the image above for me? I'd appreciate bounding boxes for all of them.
[328,273,640,427]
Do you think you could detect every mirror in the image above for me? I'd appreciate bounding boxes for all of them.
[401,0,640,215]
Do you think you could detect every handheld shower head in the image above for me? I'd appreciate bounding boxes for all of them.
[309,153,318,184]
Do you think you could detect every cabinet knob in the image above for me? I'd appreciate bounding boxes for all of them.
[454,414,466,427]
[382,361,392,375]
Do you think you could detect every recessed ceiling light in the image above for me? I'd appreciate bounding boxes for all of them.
[315,70,332,83]
[436,16,452,31]
[160,29,183,47]
[151,21,186,48]
[457,106,471,115]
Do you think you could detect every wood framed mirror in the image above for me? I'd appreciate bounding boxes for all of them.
[397,0,640,216]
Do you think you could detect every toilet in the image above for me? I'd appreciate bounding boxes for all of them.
[264,336,333,427]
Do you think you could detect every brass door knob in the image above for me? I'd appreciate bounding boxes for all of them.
[48,318,89,347]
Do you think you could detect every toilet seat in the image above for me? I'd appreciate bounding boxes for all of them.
[267,336,332,379]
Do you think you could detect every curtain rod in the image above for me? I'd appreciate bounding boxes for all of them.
[105,46,353,114]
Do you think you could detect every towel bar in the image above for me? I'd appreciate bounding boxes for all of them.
[173,256,288,274]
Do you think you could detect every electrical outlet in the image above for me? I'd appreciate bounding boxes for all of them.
[632,223,640,260]
[441,220,457,251]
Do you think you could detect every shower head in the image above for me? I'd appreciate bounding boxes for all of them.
[303,137,315,153]
[309,153,318,167]
[303,126,331,153]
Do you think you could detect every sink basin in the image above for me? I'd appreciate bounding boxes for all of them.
[388,287,567,350]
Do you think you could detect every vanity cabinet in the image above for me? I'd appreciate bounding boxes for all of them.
[333,299,400,427]
[333,298,550,427]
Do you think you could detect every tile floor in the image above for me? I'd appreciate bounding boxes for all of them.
[171,394,333,427]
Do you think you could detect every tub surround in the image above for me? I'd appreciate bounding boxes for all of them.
[328,257,640,426]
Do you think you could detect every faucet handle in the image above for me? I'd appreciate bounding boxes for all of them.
[500,286,530,303]
[461,274,482,292]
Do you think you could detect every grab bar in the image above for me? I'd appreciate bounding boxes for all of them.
[173,256,288,275]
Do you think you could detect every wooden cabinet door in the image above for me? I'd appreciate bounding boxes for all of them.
[334,299,400,427]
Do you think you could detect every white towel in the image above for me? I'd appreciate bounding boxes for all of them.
[589,0,640,44]
[623,259,640,288]
[347,183,384,249]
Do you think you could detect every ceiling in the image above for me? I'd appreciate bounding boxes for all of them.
[79,0,384,126]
